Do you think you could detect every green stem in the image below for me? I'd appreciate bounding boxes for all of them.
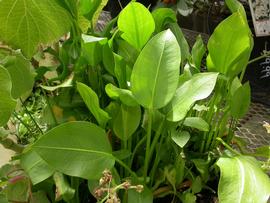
[19,98,43,134]
[144,109,153,183]
[115,158,138,179]
[216,137,241,156]
[129,136,146,168]
[149,132,165,186]
[148,118,164,166]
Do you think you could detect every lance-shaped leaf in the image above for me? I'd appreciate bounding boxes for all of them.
[33,121,115,179]
[0,0,72,57]
[207,12,253,78]
[230,82,250,119]
[2,52,35,99]
[118,2,155,50]
[131,29,181,109]
[77,82,110,128]
[165,73,218,122]
[217,156,270,203]
[167,23,190,64]
[0,66,16,127]
[113,104,141,141]
[191,35,206,70]
[152,8,177,33]
[20,150,54,185]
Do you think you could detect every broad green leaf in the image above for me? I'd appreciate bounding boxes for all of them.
[0,66,16,127]
[230,82,250,119]
[192,159,209,181]
[77,82,110,128]
[105,83,137,106]
[114,53,128,89]
[112,149,132,160]
[79,0,101,18]
[183,117,209,131]
[168,23,190,64]
[116,39,139,67]
[131,29,181,109]
[79,0,108,26]
[230,77,242,96]
[53,172,75,201]
[171,130,190,148]
[20,150,54,185]
[207,12,252,78]
[165,73,218,122]
[118,2,155,50]
[128,186,153,203]
[82,35,107,67]
[217,156,270,203]
[33,121,115,179]
[113,104,141,141]
[1,52,35,99]
[191,35,206,70]
[152,8,177,33]
[0,0,72,57]
[102,43,115,76]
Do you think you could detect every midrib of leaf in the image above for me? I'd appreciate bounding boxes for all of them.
[150,39,166,109]
[131,5,140,50]
[35,146,113,158]
[235,157,245,203]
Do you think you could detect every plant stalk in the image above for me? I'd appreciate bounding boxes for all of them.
[144,108,153,183]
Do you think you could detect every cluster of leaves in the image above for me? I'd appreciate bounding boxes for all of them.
[0,0,269,202]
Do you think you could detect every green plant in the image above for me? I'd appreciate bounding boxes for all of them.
[0,0,269,202]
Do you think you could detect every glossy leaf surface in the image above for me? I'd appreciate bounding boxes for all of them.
[131,29,181,109]
[34,121,115,179]
[152,8,177,33]
[2,52,35,99]
[168,23,190,64]
[77,82,110,128]
[118,2,155,50]
[0,0,71,57]
[171,130,190,148]
[207,12,252,78]
[217,156,270,203]
[0,66,16,126]
[191,35,206,70]
[113,104,141,141]
[165,73,218,122]
[105,83,137,106]
[20,150,54,185]
[230,82,250,119]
